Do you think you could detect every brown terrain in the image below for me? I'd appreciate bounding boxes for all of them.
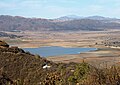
[1,15,120,32]
[1,15,120,84]
[0,35,120,85]
[0,30,120,66]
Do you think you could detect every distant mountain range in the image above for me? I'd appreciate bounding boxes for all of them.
[55,15,83,21]
[55,15,118,21]
[0,15,120,31]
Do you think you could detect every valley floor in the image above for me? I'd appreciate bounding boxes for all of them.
[1,30,120,66]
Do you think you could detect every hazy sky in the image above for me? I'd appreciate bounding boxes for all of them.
[0,0,120,18]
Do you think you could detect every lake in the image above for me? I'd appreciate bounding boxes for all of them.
[23,46,97,57]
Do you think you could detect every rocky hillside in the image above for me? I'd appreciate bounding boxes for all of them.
[0,40,80,85]
[0,40,120,85]
[0,15,120,31]
[0,40,59,85]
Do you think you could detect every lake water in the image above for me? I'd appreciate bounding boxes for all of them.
[23,46,97,57]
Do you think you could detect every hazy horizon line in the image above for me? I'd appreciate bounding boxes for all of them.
[0,14,119,19]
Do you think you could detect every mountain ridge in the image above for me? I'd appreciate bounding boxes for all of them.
[54,15,119,21]
[0,15,120,31]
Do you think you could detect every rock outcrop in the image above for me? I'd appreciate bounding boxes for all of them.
[0,40,9,48]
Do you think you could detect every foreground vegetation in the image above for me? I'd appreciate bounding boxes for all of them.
[0,41,120,85]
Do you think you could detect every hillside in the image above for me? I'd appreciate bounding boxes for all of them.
[0,41,86,85]
[0,41,120,85]
[0,15,120,31]
[53,19,120,31]
[0,41,58,85]
[0,32,22,38]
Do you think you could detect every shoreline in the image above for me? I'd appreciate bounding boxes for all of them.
[46,46,120,65]
[1,30,120,65]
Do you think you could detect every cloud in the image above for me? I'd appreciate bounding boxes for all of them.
[6,0,78,17]
[0,0,120,18]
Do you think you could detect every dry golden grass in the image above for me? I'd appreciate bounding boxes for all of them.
[1,30,120,66]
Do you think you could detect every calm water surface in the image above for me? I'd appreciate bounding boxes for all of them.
[23,46,97,57]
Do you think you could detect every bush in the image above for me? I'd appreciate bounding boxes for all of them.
[68,62,90,84]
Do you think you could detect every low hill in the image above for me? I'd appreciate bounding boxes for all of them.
[0,32,22,38]
[0,15,120,31]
